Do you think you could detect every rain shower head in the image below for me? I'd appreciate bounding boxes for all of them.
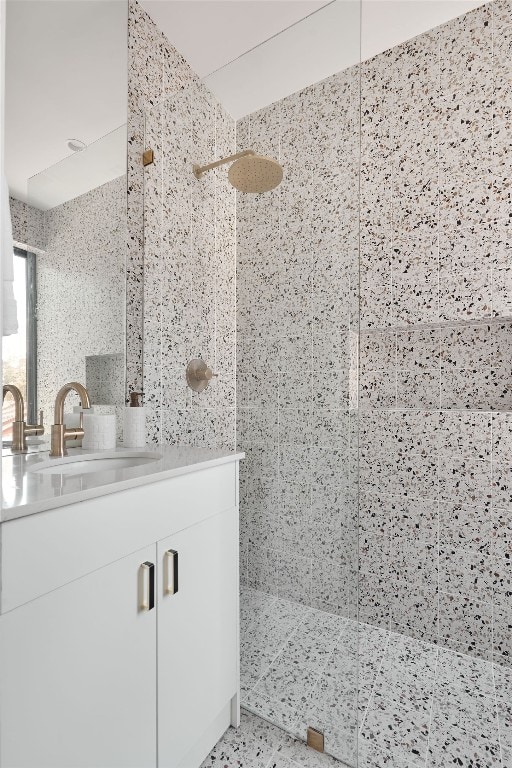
[193,149,283,193]
[228,153,283,193]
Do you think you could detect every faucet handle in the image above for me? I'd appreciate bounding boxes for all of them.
[204,367,218,382]
[23,408,45,441]
[186,359,219,393]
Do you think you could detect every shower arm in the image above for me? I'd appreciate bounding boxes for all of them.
[193,149,255,179]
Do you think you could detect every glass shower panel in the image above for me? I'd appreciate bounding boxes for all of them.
[142,6,362,761]
[358,1,511,766]
[226,4,362,764]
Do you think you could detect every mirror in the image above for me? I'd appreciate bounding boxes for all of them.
[2,0,128,446]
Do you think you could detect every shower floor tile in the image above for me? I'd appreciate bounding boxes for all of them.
[238,586,511,768]
[201,708,346,768]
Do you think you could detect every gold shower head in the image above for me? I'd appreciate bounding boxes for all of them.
[193,149,283,193]
[228,154,283,193]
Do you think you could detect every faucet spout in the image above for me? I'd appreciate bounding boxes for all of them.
[2,384,44,452]
[3,384,25,423]
[50,382,91,458]
[53,381,91,425]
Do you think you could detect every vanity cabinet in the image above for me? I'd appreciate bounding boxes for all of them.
[0,461,240,768]
[0,544,158,768]
[157,508,238,768]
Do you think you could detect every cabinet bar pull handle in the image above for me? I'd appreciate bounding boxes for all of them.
[140,561,155,611]
[165,550,179,595]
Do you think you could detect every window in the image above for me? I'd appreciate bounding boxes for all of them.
[2,248,37,441]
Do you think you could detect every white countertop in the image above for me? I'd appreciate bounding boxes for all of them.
[1,445,244,523]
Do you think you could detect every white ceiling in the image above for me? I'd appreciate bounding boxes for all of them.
[5,0,488,207]
[141,1,333,78]
[28,125,127,211]
[142,0,486,119]
[203,1,360,119]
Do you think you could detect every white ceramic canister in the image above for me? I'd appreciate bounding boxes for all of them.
[123,392,146,448]
[82,413,117,450]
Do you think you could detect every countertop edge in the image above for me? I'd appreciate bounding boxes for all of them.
[1,452,245,524]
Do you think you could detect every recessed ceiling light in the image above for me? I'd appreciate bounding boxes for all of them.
[67,139,86,152]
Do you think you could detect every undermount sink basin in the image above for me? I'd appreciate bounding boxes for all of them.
[29,451,162,476]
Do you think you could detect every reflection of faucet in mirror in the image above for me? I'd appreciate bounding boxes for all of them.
[50,382,91,458]
[2,384,44,453]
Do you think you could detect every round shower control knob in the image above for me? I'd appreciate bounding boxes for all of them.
[186,359,218,393]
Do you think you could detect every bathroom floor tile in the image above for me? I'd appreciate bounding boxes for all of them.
[243,688,305,734]
[426,720,501,768]
[436,655,495,701]
[378,632,438,682]
[280,633,338,675]
[252,655,321,713]
[360,690,431,764]
[240,641,276,692]
[431,691,497,734]
[201,709,285,768]
[357,738,410,768]
[307,674,359,727]
[276,733,344,767]
[266,756,297,768]
[238,589,508,767]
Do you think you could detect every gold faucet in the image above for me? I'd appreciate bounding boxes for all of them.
[50,382,91,458]
[2,384,44,453]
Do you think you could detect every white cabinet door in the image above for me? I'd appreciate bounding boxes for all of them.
[0,544,157,768]
[157,508,238,768]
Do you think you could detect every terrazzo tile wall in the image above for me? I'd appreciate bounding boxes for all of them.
[9,179,126,431]
[34,178,125,427]
[10,195,46,252]
[359,0,512,665]
[236,69,360,614]
[128,0,512,661]
[128,0,236,448]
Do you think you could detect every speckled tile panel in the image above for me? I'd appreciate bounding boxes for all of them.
[358,0,512,662]
[237,69,359,620]
[128,0,236,447]
[21,177,127,431]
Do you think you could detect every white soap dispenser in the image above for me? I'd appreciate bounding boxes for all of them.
[123,391,146,447]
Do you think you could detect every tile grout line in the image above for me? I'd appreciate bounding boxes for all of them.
[283,618,354,740]
[489,4,501,739]
[240,590,279,646]
[491,651,505,768]
[358,627,391,737]
[264,744,283,768]
[247,604,343,694]
[489,0,505,727]
[244,605,354,753]
[423,645,440,768]
[435,0,442,651]
[243,606,313,696]
[434,25,442,632]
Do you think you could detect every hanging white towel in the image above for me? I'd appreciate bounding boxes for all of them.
[2,176,18,336]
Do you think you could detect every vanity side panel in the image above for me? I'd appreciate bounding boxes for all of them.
[0,462,238,613]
